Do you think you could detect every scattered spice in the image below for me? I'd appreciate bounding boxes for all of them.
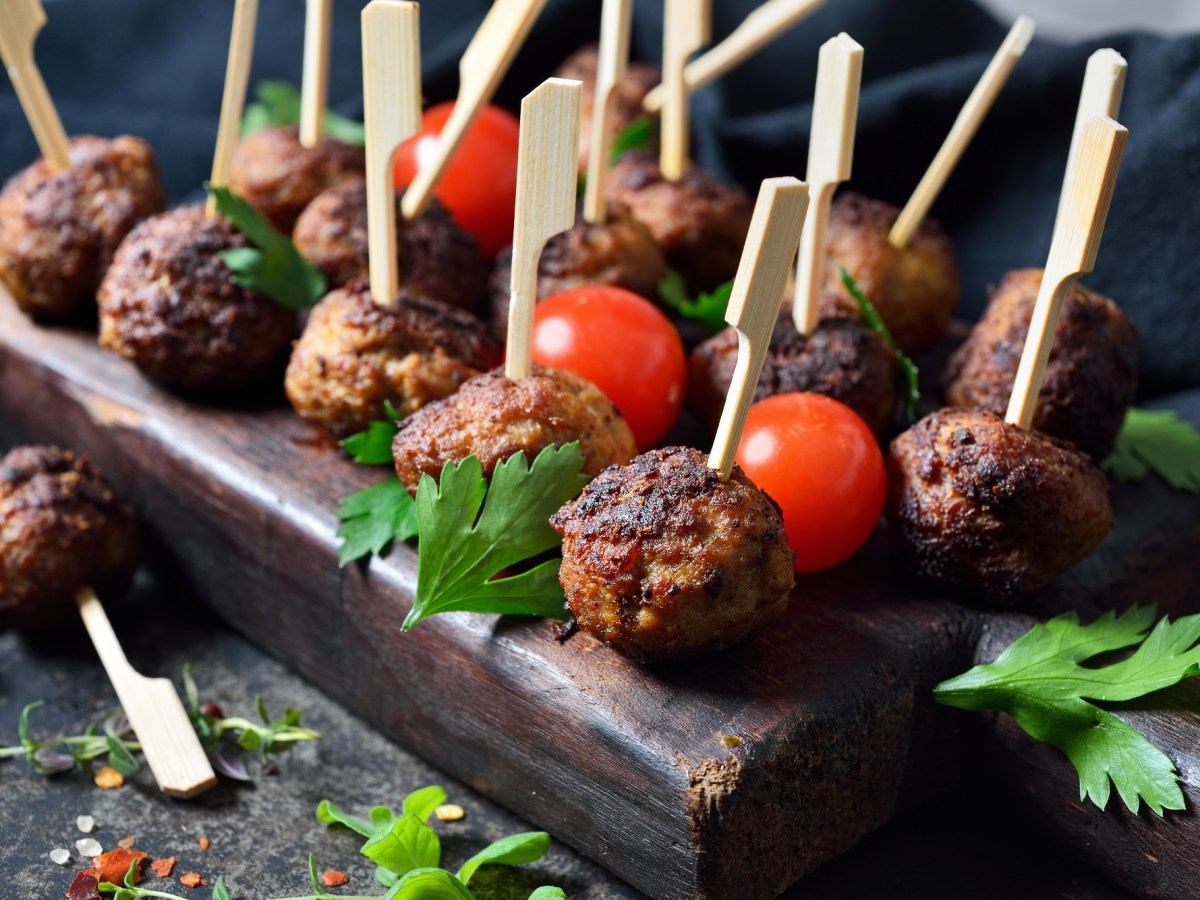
[76,815,96,833]
[321,869,349,888]
[117,837,137,850]
[65,871,101,900]
[88,848,147,885]
[50,848,71,866]
[150,857,176,878]
[179,872,206,888]
[75,838,103,858]
[434,803,465,822]
[93,766,124,789]
[550,619,579,643]
[199,835,210,851]
[720,735,743,749]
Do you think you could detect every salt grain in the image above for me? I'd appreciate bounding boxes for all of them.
[76,815,96,833]
[75,838,102,857]
[49,849,71,866]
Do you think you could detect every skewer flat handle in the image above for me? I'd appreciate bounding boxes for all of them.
[660,0,711,181]
[0,0,70,169]
[207,0,260,214]
[582,0,634,225]
[299,0,333,148]
[1055,48,1126,226]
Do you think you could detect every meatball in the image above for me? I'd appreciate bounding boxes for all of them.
[285,278,502,438]
[606,151,753,294]
[823,192,960,354]
[229,126,364,233]
[0,135,165,321]
[943,269,1137,460]
[0,446,139,629]
[392,364,637,490]
[689,301,899,437]
[98,204,296,391]
[488,200,667,338]
[886,407,1113,600]
[554,43,662,174]
[293,177,486,312]
[550,446,794,662]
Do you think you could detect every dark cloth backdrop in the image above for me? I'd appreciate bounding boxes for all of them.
[1,0,1197,396]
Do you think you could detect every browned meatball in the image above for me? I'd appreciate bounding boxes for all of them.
[554,43,662,173]
[943,269,1137,460]
[229,126,364,233]
[392,363,637,491]
[0,135,165,321]
[0,446,139,629]
[550,446,794,662]
[292,177,486,312]
[488,200,667,338]
[97,204,296,391]
[823,192,959,354]
[886,407,1113,600]
[689,301,899,437]
[285,278,502,438]
[606,151,753,293]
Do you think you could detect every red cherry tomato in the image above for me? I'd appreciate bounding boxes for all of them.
[393,102,520,258]
[531,286,687,449]
[735,393,885,573]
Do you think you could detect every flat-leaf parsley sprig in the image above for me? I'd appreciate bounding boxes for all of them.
[1102,407,1200,493]
[839,266,921,420]
[657,269,732,335]
[242,79,366,146]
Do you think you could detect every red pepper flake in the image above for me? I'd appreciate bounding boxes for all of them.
[150,857,176,878]
[117,836,137,850]
[87,849,148,885]
[65,872,101,900]
[321,869,349,887]
[179,873,206,888]
[198,835,210,851]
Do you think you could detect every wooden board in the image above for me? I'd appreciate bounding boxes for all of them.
[1,298,1198,899]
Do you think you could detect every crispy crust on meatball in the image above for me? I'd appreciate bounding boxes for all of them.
[0,446,139,629]
[943,269,1137,460]
[606,151,753,293]
[392,364,637,491]
[824,192,959,354]
[292,177,486,312]
[97,204,296,391]
[0,135,165,321]
[886,408,1112,600]
[488,200,667,338]
[229,126,364,233]
[550,446,794,662]
[285,278,502,438]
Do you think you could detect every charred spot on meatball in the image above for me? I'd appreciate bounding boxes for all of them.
[97,204,296,391]
[550,446,795,662]
[0,135,165,321]
[943,268,1137,460]
[885,407,1113,601]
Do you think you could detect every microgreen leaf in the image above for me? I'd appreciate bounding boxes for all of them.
[255,695,271,726]
[105,735,140,777]
[336,476,419,566]
[402,785,447,823]
[242,79,366,145]
[458,832,551,885]
[839,266,920,420]
[1102,408,1200,493]
[608,115,655,164]
[182,664,200,715]
[212,876,231,900]
[656,269,732,335]
[123,860,139,889]
[361,814,441,879]
[18,700,40,751]
[385,868,474,900]
[342,419,401,465]
[316,799,376,838]
[529,888,569,900]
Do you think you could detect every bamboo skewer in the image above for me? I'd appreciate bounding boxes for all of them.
[505,79,583,382]
[400,0,548,221]
[792,33,862,336]
[1005,116,1127,430]
[1056,48,1126,226]
[207,0,260,216]
[582,0,634,225]
[643,0,824,113]
[0,0,70,170]
[888,15,1035,250]
[660,0,711,181]
[709,177,809,481]
[299,0,333,148]
[362,0,422,307]
[76,587,217,798]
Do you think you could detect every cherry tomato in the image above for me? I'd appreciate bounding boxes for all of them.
[531,286,687,449]
[735,393,885,573]
[393,102,520,258]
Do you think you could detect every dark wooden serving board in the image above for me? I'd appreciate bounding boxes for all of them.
[2,298,1199,899]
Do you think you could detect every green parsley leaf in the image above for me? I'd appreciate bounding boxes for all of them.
[657,269,733,335]
[242,79,366,146]
[935,606,1200,814]
[404,445,589,630]
[206,184,327,310]
[362,813,441,879]
[529,888,569,900]
[839,266,920,420]
[608,114,655,164]
[1102,408,1200,493]
[341,408,402,465]
[316,799,375,838]
[458,831,551,885]
[385,868,474,900]
[336,476,418,567]
[402,784,447,822]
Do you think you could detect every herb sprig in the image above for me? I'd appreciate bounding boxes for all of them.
[657,269,732,335]
[0,702,140,776]
[1102,408,1200,493]
[243,79,366,146]
[839,266,921,420]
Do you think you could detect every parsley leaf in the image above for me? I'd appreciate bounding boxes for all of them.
[341,402,403,464]
[657,269,733,335]
[242,78,366,146]
[336,477,418,567]
[457,832,551,885]
[608,114,655,164]
[935,606,1200,815]
[404,445,588,630]
[385,868,474,900]
[1102,408,1200,493]
[839,266,920,420]
[206,184,327,310]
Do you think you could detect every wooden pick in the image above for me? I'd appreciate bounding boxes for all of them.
[504,79,583,381]
[76,587,217,798]
[792,32,862,336]
[206,0,260,215]
[709,177,809,481]
[362,0,422,307]
[1005,116,1127,430]
[1056,48,1126,225]
[400,0,548,221]
[643,0,824,113]
[299,0,333,148]
[660,0,711,181]
[888,15,1035,249]
[0,0,70,170]
[582,0,634,225]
